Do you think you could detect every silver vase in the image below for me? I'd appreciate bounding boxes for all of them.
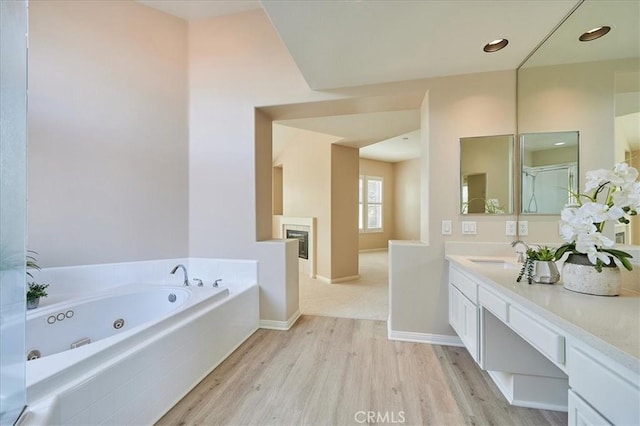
[533,260,560,284]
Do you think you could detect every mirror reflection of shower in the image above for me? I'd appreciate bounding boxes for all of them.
[522,164,577,214]
[520,131,579,215]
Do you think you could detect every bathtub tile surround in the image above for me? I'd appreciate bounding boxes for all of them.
[21,257,260,425]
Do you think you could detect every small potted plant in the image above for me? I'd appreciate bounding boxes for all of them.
[26,251,48,309]
[517,246,560,285]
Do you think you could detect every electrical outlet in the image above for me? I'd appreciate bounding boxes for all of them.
[518,221,529,236]
[441,220,452,235]
[461,221,477,235]
[505,220,517,236]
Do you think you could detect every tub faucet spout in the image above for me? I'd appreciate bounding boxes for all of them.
[170,264,189,286]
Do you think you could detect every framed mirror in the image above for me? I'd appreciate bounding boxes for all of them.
[517,0,639,242]
[520,131,579,214]
[460,134,514,214]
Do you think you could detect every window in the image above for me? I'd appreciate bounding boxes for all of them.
[359,175,383,232]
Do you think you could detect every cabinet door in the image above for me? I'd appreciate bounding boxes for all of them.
[449,284,479,363]
[568,390,611,426]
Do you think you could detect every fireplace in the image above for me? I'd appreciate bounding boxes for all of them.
[277,216,315,278]
[286,229,309,259]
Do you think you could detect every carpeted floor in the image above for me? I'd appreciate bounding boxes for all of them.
[298,250,388,321]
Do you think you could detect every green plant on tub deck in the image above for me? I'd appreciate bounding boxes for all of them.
[555,162,638,272]
[517,246,556,285]
[27,250,48,308]
[27,282,49,303]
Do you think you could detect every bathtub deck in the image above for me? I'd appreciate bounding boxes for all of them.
[157,315,567,426]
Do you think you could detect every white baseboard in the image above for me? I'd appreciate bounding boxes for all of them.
[316,274,360,284]
[387,326,464,347]
[359,248,388,253]
[259,309,301,331]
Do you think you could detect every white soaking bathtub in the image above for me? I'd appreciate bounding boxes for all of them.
[23,282,259,425]
[26,285,199,360]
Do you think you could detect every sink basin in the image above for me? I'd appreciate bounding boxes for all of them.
[468,258,520,270]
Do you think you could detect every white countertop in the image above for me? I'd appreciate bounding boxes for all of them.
[446,254,640,375]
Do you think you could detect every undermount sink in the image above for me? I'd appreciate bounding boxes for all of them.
[468,258,520,270]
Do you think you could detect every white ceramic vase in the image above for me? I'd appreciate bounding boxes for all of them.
[562,254,621,296]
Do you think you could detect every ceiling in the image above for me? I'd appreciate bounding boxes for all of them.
[136,0,261,21]
[138,0,597,162]
[261,0,579,90]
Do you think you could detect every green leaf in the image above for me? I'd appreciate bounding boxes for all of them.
[554,244,572,261]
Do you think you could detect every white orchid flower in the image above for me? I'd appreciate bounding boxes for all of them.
[575,232,614,265]
[612,181,640,210]
[584,169,615,192]
[613,162,639,184]
[559,206,598,243]
[559,163,637,273]
[578,202,610,223]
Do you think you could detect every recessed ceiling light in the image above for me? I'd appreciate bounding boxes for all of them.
[483,38,508,53]
[579,26,611,42]
[554,142,566,146]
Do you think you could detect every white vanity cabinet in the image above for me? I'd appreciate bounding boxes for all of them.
[446,258,640,425]
[567,345,639,426]
[448,266,479,362]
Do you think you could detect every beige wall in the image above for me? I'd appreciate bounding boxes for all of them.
[272,166,283,215]
[274,135,359,281]
[390,71,518,336]
[359,158,394,250]
[331,145,359,278]
[393,158,421,241]
[275,130,333,279]
[518,59,638,241]
[28,0,188,267]
[28,5,520,330]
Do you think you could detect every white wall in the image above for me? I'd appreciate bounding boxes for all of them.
[28,0,189,267]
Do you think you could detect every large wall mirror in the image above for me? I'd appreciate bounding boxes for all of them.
[460,134,514,214]
[521,131,579,214]
[517,0,639,242]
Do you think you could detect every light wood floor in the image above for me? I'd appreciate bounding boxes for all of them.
[158,316,567,426]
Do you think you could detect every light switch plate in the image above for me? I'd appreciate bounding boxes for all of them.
[462,221,477,235]
[441,220,452,235]
[518,221,529,236]
[506,221,517,236]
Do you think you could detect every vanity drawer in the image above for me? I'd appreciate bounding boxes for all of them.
[509,305,565,365]
[478,287,508,322]
[568,390,611,426]
[568,346,639,426]
[449,267,477,303]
